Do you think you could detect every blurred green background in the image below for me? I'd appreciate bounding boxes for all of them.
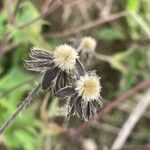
[0,0,150,149]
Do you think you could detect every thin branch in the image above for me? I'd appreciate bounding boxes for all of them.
[62,79,150,138]
[44,11,128,38]
[0,40,23,55]
[18,0,64,29]
[6,0,15,24]
[117,101,150,119]
[94,122,145,140]
[14,0,21,15]
[17,0,77,29]
[0,83,41,134]
[111,89,150,150]
[93,122,119,135]
[120,144,150,150]
[130,13,150,39]
[101,0,114,18]
[40,92,50,123]
[94,52,112,62]
[44,135,52,150]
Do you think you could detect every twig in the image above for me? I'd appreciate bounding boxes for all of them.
[14,0,21,15]
[41,0,53,13]
[101,0,113,18]
[117,144,150,150]
[0,40,23,55]
[62,79,150,138]
[77,0,90,21]
[94,122,145,140]
[130,13,150,39]
[111,89,150,150]
[93,122,119,135]
[44,11,128,38]
[18,0,64,29]
[117,101,150,119]
[40,92,50,123]
[44,135,52,150]
[0,83,41,134]
[6,0,15,24]
[94,52,112,62]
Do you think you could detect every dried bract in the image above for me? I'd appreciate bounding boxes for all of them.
[55,71,102,120]
[24,45,78,91]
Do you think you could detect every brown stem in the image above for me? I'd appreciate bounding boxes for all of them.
[44,11,128,38]
[14,0,21,15]
[18,0,64,29]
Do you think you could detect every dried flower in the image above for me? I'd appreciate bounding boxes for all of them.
[24,44,79,91]
[75,73,101,102]
[53,44,78,71]
[79,37,97,54]
[55,71,102,120]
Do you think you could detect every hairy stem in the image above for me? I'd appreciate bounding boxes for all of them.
[0,83,41,134]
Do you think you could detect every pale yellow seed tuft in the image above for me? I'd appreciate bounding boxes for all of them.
[75,74,101,101]
[80,37,96,52]
[53,44,78,71]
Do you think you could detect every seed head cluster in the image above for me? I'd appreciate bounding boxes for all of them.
[80,36,97,53]
[75,74,101,102]
[0,37,102,134]
[53,44,78,71]
[25,36,102,120]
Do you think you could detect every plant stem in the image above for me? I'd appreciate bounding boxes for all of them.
[0,83,41,134]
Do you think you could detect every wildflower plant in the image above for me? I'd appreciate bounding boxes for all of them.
[0,37,102,134]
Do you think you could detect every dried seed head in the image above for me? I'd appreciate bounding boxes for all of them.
[75,74,101,101]
[80,37,96,52]
[53,44,78,71]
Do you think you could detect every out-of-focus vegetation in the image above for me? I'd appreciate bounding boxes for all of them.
[0,0,150,149]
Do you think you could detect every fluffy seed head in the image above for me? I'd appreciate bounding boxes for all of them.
[75,74,101,101]
[80,37,96,52]
[53,44,78,71]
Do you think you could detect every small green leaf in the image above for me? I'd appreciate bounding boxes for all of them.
[126,0,139,13]
[97,27,125,41]
[14,129,34,150]
[126,0,140,38]
[0,67,32,111]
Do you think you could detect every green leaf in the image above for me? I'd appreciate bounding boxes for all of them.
[122,49,146,90]
[16,1,39,26]
[98,27,125,41]
[0,67,42,150]
[4,103,43,149]
[47,38,60,47]
[126,0,140,38]
[0,67,32,111]
[8,1,51,49]
[12,45,28,67]
[14,129,34,150]
[126,0,139,13]
[5,127,43,150]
